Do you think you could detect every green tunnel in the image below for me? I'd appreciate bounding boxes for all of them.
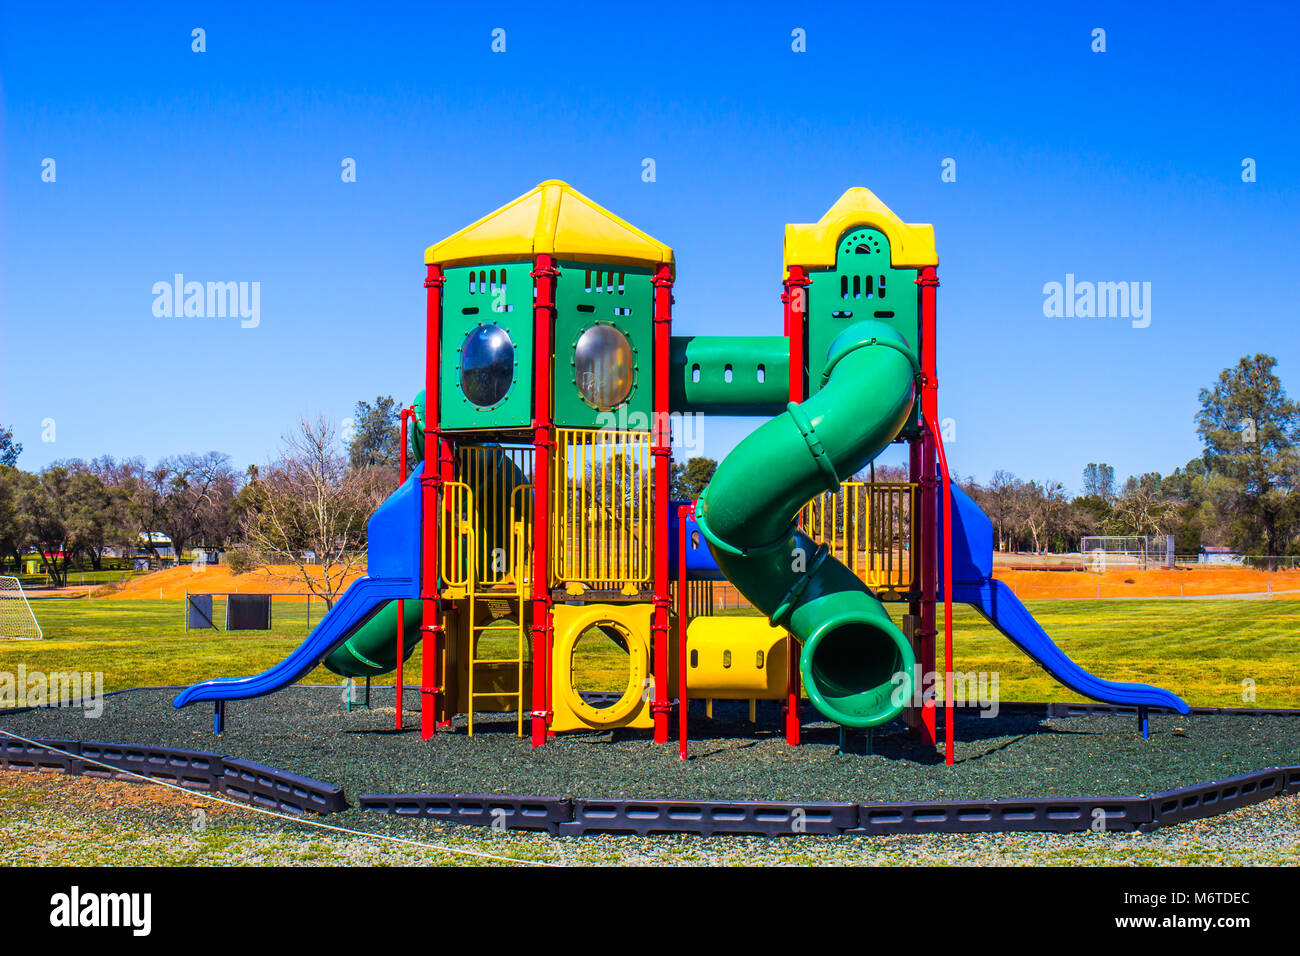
[695,320,919,728]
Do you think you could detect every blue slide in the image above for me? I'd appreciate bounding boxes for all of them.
[173,464,424,708]
[940,484,1189,714]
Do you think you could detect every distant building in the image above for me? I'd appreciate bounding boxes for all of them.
[1199,546,1244,566]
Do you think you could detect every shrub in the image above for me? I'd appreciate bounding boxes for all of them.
[224,545,260,576]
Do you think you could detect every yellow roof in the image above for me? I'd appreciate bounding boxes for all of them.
[784,187,937,274]
[425,180,674,273]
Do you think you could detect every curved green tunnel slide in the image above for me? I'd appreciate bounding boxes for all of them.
[695,320,919,728]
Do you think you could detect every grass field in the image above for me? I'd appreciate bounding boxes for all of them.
[1,596,1296,708]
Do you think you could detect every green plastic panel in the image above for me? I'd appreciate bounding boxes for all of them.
[440,262,534,430]
[553,261,654,428]
[806,228,920,432]
[669,335,790,416]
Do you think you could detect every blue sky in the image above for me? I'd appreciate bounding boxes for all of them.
[2,1,1298,493]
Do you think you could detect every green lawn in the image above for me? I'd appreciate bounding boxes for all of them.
[1,597,1296,708]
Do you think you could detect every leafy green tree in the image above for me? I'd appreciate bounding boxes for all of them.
[0,467,25,569]
[670,457,717,500]
[347,396,401,470]
[13,466,112,586]
[1196,354,1300,558]
[1072,493,1114,536]
[0,425,20,467]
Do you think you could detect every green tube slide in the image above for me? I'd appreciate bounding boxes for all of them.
[695,321,919,728]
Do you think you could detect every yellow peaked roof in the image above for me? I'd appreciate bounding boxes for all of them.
[784,187,937,274]
[426,180,674,273]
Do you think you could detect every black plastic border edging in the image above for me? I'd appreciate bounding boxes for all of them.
[3,696,1299,834]
[361,767,1300,837]
[0,737,346,816]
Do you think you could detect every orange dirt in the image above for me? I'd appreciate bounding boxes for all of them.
[96,561,1300,602]
[993,565,1300,600]
[99,565,365,601]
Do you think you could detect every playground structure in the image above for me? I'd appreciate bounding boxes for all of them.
[174,181,1189,762]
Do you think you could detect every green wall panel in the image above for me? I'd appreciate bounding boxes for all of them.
[553,261,654,428]
[439,262,534,430]
[806,228,921,433]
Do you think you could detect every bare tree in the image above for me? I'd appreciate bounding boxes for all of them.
[1113,473,1183,538]
[160,452,239,557]
[240,415,388,609]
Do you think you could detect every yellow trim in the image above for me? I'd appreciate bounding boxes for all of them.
[426,180,675,273]
[549,603,654,732]
[783,187,937,275]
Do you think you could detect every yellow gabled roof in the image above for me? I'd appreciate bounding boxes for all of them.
[784,187,937,274]
[425,180,674,273]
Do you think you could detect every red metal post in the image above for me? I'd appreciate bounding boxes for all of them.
[396,405,410,731]
[916,265,943,755]
[651,263,674,743]
[436,433,455,728]
[420,265,446,740]
[677,503,691,759]
[529,254,559,747]
[781,266,810,746]
[904,436,925,735]
[930,415,956,767]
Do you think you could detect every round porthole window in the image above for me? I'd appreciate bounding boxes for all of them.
[574,325,633,411]
[461,325,515,407]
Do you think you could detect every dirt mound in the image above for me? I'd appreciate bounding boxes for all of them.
[102,565,365,601]
[993,565,1300,599]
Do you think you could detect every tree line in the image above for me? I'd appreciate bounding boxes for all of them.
[0,399,402,593]
[0,352,1295,591]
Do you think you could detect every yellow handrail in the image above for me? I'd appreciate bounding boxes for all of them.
[552,428,652,588]
[800,480,917,593]
[439,480,475,589]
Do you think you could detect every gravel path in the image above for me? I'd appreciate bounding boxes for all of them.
[2,772,1297,866]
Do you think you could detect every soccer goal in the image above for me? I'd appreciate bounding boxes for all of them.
[1080,535,1175,572]
[0,575,43,639]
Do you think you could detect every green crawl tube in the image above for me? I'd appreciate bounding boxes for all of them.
[695,320,919,728]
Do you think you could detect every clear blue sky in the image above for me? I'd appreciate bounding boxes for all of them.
[3,1,1298,494]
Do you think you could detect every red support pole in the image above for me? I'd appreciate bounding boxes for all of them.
[436,433,455,728]
[420,265,445,741]
[916,265,945,758]
[929,415,955,767]
[904,436,926,735]
[529,254,559,747]
[677,503,692,760]
[781,266,810,746]
[396,406,410,731]
[651,263,674,743]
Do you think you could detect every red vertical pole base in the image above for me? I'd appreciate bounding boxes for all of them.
[784,638,801,745]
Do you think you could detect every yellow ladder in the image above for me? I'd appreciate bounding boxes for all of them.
[465,490,531,737]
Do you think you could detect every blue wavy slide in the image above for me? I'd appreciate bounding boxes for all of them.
[173,464,424,708]
[940,484,1189,714]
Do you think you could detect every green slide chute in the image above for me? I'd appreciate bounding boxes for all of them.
[695,320,919,728]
